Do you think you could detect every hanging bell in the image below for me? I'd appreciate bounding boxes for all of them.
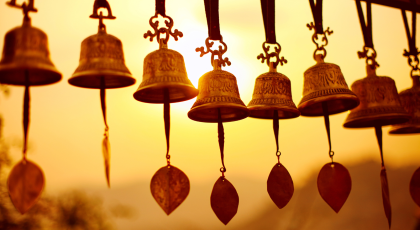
[298,55,359,116]
[133,40,198,103]
[68,24,135,89]
[188,60,249,122]
[344,65,411,128]
[248,63,300,119]
[0,18,61,86]
[389,74,420,134]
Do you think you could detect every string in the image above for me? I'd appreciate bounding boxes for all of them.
[204,0,221,40]
[309,0,324,34]
[261,0,276,44]
[164,89,171,165]
[356,0,373,48]
[322,102,334,163]
[217,108,226,176]
[273,110,280,165]
[100,80,110,187]
[375,126,385,168]
[23,71,30,161]
[156,0,166,16]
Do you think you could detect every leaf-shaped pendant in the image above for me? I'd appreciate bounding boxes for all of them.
[380,167,392,228]
[210,176,239,225]
[7,159,45,214]
[267,163,294,209]
[150,165,190,215]
[409,167,420,207]
[102,135,110,188]
[317,162,351,213]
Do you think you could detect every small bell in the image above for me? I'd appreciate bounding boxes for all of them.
[344,65,410,128]
[248,62,300,119]
[188,59,249,123]
[68,16,135,89]
[0,16,61,85]
[298,55,359,116]
[133,39,198,103]
[389,74,420,134]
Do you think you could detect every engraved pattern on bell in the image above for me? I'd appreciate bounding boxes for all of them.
[389,82,420,134]
[133,45,198,103]
[0,20,61,86]
[298,56,359,116]
[69,29,135,89]
[188,69,249,123]
[344,67,410,128]
[248,71,300,119]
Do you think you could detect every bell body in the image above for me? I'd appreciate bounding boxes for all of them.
[247,66,300,119]
[0,19,61,86]
[188,65,249,123]
[69,29,135,89]
[298,56,359,116]
[389,80,420,134]
[344,66,410,128]
[133,43,198,103]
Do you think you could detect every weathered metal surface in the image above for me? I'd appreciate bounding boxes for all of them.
[7,159,45,214]
[267,163,294,209]
[150,165,190,215]
[317,162,352,213]
[210,176,239,225]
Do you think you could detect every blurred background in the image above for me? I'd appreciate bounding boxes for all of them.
[0,0,419,229]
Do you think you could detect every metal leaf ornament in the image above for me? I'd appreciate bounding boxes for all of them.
[150,165,190,215]
[410,167,420,207]
[317,162,351,213]
[210,176,239,225]
[380,167,392,228]
[267,163,294,209]
[102,132,110,187]
[7,159,45,214]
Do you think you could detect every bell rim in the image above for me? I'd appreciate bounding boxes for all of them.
[188,103,249,123]
[0,68,62,86]
[133,84,198,104]
[298,93,360,117]
[68,71,135,89]
[343,113,411,128]
[247,105,300,119]
[389,125,420,134]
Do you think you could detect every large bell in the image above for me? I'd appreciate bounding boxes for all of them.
[344,65,411,128]
[0,18,61,86]
[247,63,300,119]
[389,74,420,134]
[68,27,135,89]
[133,41,198,103]
[298,55,359,116]
[188,60,249,122]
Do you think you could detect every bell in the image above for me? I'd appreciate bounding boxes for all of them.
[133,41,198,103]
[188,60,249,122]
[389,74,420,134]
[248,63,300,119]
[0,18,61,86]
[68,26,135,89]
[298,55,359,116]
[344,65,411,128]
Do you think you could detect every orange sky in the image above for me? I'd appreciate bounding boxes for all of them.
[0,0,418,194]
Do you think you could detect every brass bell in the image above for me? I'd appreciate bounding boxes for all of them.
[248,63,300,119]
[298,55,359,116]
[389,74,420,134]
[68,23,135,89]
[0,18,61,86]
[188,60,249,122]
[344,65,411,128]
[133,40,198,103]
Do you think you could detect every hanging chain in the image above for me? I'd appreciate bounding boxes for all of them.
[322,102,334,163]
[164,90,171,166]
[217,109,226,177]
[307,23,333,60]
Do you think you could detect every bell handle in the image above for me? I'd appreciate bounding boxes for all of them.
[257,42,287,69]
[89,0,116,19]
[144,12,183,45]
[6,0,37,21]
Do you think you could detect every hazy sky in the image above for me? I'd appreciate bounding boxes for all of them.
[0,0,418,195]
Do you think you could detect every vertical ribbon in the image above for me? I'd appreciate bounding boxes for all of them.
[273,110,280,164]
[261,0,276,44]
[356,0,373,49]
[322,102,334,163]
[217,109,226,176]
[402,8,417,57]
[204,0,221,40]
[156,0,166,16]
[164,89,171,165]
[309,0,324,34]
[23,71,30,160]
[100,81,110,188]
